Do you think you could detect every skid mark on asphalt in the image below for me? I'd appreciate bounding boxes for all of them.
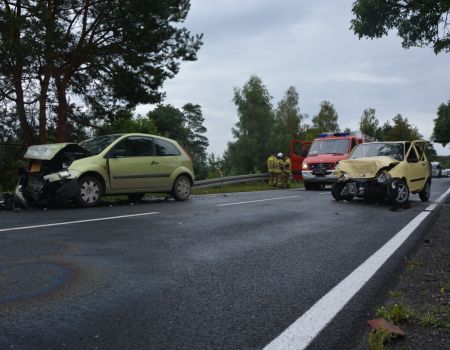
[264,187,450,350]
[216,196,301,207]
[0,211,160,233]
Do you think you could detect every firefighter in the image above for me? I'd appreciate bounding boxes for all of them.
[274,152,283,187]
[280,155,292,188]
[267,153,276,185]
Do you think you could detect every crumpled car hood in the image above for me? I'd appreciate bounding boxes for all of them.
[338,156,399,178]
[24,143,79,160]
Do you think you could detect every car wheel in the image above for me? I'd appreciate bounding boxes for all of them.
[331,181,354,201]
[172,175,191,201]
[304,181,313,190]
[418,180,431,202]
[389,180,409,205]
[128,193,145,202]
[76,176,103,207]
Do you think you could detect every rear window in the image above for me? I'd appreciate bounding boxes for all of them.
[154,138,181,156]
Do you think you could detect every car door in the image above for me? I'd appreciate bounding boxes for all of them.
[151,137,183,190]
[290,140,312,180]
[405,142,427,192]
[108,136,158,190]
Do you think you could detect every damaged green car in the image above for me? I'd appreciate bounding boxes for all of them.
[16,133,195,207]
[332,141,431,205]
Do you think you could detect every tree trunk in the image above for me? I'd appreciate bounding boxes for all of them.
[13,74,35,146]
[38,73,50,144]
[55,77,69,142]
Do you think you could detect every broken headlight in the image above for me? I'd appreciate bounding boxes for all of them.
[377,171,391,183]
[58,170,71,179]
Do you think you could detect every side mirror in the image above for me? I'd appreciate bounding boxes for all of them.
[108,149,126,158]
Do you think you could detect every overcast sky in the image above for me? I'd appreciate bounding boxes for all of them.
[137,0,450,156]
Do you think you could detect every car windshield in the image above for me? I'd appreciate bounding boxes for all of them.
[349,143,404,161]
[79,134,122,155]
[308,139,349,155]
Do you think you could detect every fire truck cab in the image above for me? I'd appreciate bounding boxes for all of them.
[300,132,365,190]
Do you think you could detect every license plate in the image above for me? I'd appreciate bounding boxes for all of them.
[314,169,325,176]
[30,161,41,172]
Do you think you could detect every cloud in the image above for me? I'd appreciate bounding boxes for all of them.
[138,0,450,156]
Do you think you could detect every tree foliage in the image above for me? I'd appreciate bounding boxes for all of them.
[226,75,274,174]
[433,100,450,147]
[0,0,202,145]
[272,86,302,155]
[351,0,450,54]
[382,114,421,141]
[359,108,379,138]
[312,101,340,132]
[147,103,209,179]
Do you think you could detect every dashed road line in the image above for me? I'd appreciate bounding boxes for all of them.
[264,187,450,350]
[216,196,301,207]
[0,211,160,233]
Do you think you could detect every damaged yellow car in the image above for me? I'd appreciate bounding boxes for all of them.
[16,133,195,207]
[332,141,431,205]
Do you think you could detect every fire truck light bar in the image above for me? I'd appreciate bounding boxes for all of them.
[317,132,350,138]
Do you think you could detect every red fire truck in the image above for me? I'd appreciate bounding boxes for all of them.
[290,132,367,190]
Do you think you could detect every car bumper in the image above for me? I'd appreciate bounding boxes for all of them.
[302,170,337,183]
[17,176,80,204]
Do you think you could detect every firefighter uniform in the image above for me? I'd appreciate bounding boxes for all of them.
[273,153,283,187]
[279,156,292,188]
[267,154,276,185]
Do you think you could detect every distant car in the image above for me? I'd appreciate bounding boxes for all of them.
[443,169,450,177]
[332,141,431,205]
[430,162,442,178]
[16,133,195,207]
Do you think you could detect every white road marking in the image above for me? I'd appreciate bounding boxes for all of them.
[216,196,301,207]
[0,211,160,233]
[264,187,450,350]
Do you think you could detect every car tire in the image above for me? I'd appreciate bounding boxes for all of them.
[418,180,431,202]
[75,176,103,207]
[389,180,410,205]
[304,181,313,190]
[172,175,191,201]
[331,181,354,201]
[128,193,145,202]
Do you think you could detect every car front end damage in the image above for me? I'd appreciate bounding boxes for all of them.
[332,156,401,202]
[16,144,90,206]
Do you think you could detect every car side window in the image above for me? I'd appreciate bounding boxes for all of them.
[154,138,181,156]
[114,137,154,157]
[407,145,419,163]
[414,142,426,160]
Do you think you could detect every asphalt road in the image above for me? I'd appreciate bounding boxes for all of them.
[1,178,449,350]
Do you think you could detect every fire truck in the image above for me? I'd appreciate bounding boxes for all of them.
[290,132,368,190]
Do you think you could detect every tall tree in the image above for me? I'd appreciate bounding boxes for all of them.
[382,114,421,141]
[359,108,379,138]
[433,100,450,147]
[0,1,203,145]
[182,103,209,179]
[226,75,274,174]
[147,105,188,145]
[272,86,301,154]
[312,101,340,132]
[351,0,450,54]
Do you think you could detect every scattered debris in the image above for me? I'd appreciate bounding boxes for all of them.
[368,318,405,337]
[0,192,27,212]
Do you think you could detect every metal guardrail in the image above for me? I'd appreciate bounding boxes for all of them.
[193,173,268,189]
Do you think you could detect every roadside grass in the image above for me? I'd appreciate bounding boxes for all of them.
[375,303,414,325]
[192,181,303,195]
[404,257,423,271]
[368,329,392,350]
